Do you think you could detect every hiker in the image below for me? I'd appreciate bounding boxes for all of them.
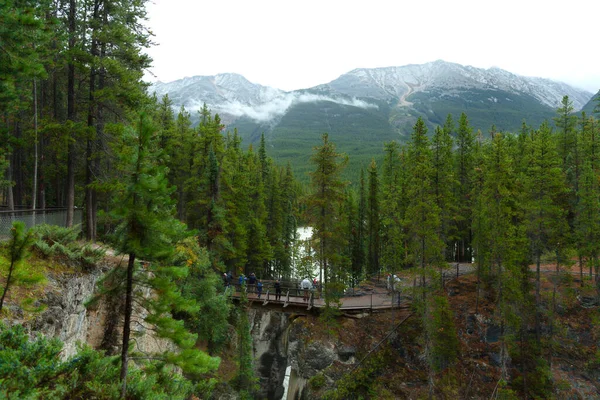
[257,280,263,298]
[301,277,312,302]
[387,274,401,293]
[248,272,257,294]
[222,273,228,287]
[274,280,282,301]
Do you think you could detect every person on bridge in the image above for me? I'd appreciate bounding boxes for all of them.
[301,278,312,302]
[387,273,401,293]
[248,272,257,294]
[257,280,263,298]
[274,280,282,301]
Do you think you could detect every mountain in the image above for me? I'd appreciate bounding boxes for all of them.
[581,90,599,115]
[150,61,594,179]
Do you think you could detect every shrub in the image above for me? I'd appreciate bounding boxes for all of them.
[31,224,105,269]
[309,372,326,390]
[0,323,195,399]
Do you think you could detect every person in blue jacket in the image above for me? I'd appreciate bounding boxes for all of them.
[256,280,263,298]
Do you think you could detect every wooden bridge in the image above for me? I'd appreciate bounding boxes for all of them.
[226,282,406,313]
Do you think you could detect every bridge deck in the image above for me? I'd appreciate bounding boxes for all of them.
[227,286,404,312]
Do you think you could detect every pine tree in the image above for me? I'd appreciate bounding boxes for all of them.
[554,95,578,170]
[357,169,367,276]
[454,113,475,262]
[235,288,257,399]
[523,121,569,342]
[244,148,271,277]
[432,125,456,265]
[307,133,348,286]
[366,159,381,276]
[109,113,218,395]
[307,133,348,322]
[405,117,443,297]
[404,118,445,397]
[574,162,600,287]
[380,141,405,272]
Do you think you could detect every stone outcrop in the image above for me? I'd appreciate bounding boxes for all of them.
[247,308,358,400]
[31,267,105,358]
[13,261,173,359]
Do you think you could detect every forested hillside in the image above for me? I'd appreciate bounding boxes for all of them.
[2,1,600,399]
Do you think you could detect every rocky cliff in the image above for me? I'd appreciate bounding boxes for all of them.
[3,260,173,360]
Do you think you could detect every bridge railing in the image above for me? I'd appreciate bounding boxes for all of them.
[0,208,83,238]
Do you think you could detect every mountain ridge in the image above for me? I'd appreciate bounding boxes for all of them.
[150,61,594,179]
[151,60,593,125]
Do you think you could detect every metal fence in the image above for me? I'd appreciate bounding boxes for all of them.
[0,208,83,237]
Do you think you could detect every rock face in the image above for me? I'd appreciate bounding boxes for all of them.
[21,262,173,359]
[248,308,290,399]
[31,268,105,358]
[248,309,358,400]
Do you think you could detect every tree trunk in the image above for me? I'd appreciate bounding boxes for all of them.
[535,251,541,342]
[0,259,16,314]
[32,78,39,224]
[85,0,103,241]
[548,251,559,368]
[6,162,14,212]
[13,119,23,207]
[65,0,76,227]
[120,253,135,397]
[580,254,584,288]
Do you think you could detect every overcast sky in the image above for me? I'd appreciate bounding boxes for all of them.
[144,0,600,93]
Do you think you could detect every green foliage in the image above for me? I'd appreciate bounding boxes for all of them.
[307,133,348,283]
[31,225,105,269]
[0,323,195,399]
[234,100,395,183]
[175,237,231,353]
[426,296,459,372]
[323,349,388,400]
[309,372,326,390]
[233,290,258,398]
[409,89,556,135]
[0,221,37,314]
[319,281,344,331]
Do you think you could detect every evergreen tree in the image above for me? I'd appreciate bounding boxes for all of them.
[523,121,568,342]
[307,133,348,286]
[574,162,600,286]
[307,133,348,323]
[0,324,196,399]
[220,129,249,274]
[357,168,367,276]
[432,125,456,264]
[405,117,443,296]
[235,288,257,399]
[380,141,405,272]
[244,148,271,277]
[453,113,475,262]
[366,159,381,276]
[345,189,362,286]
[554,95,578,170]
[109,113,218,395]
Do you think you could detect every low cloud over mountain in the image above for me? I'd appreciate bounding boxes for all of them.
[150,61,594,179]
[150,73,377,123]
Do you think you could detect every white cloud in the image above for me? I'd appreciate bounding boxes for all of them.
[183,93,378,123]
